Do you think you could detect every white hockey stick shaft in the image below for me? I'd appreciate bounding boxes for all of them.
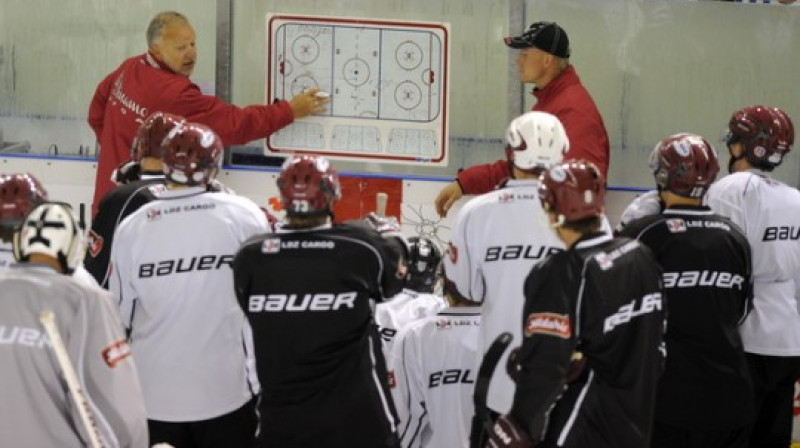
[40,310,103,448]
[376,192,388,217]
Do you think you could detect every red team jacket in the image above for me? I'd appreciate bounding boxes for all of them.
[456,66,610,193]
[87,52,295,213]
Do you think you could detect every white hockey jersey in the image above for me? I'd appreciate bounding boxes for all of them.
[706,170,800,355]
[444,179,565,413]
[375,288,446,354]
[390,306,481,448]
[109,186,268,421]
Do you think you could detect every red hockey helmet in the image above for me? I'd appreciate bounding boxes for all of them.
[162,122,223,185]
[538,160,605,225]
[649,133,719,198]
[0,172,49,230]
[277,155,341,217]
[132,111,185,161]
[726,105,794,168]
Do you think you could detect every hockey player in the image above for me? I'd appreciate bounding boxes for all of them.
[109,122,267,447]
[0,172,99,287]
[705,105,800,448]
[232,155,405,447]
[375,235,447,352]
[390,265,481,448]
[0,202,148,447]
[487,161,666,448]
[619,133,754,447]
[444,111,569,419]
[85,111,184,287]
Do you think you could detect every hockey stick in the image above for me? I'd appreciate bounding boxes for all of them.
[40,310,103,448]
[470,331,513,448]
[376,191,388,217]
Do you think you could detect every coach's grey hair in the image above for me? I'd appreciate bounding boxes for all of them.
[146,11,189,46]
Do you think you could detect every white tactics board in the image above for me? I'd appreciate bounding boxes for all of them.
[266,14,450,166]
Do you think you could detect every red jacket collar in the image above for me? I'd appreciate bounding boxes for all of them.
[531,65,578,102]
[143,52,180,75]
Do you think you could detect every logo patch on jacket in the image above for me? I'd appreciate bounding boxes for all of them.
[666,218,686,233]
[524,312,571,339]
[262,238,281,254]
[87,230,103,258]
[102,339,132,368]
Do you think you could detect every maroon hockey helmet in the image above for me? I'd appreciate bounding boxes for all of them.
[538,160,605,225]
[649,133,719,198]
[277,155,341,217]
[132,111,186,161]
[161,122,223,186]
[0,172,49,230]
[726,105,794,169]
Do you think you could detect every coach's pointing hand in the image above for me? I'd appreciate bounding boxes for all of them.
[289,87,330,119]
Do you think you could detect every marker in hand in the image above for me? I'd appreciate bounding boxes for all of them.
[315,91,330,99]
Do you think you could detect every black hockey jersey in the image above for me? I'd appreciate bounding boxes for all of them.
[619,205,753,429]
[84,174,165,287]
[232,222,405,447]
[511,233,665,448]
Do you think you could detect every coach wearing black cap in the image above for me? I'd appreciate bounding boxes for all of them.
[434,21,610,218]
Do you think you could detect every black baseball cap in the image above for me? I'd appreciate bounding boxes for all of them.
[504,21,571,59]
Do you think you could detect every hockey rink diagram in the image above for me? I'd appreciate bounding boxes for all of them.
[266,14,449,165]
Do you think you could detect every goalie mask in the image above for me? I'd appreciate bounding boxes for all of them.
[726,105,794,170]
[505,111,569,173]
[649,133,719,198]
[538,160,605,226]
[133,111,186,161]
[406,236,442,293]
[278,155,341,217]
[13,202,84,274]
[0,172,49,231]
[162,122,223,186]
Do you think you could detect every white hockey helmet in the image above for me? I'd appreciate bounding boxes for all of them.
[13,202,84,274]
[505,111,569,173]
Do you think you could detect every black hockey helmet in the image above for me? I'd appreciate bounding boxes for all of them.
[406,236,442,293]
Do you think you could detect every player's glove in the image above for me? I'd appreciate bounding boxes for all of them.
[111,160,141,185]
[485,415,533,448]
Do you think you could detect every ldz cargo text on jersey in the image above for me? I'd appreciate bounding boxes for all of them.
[146,202,215,220]
[260,238,335,253]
